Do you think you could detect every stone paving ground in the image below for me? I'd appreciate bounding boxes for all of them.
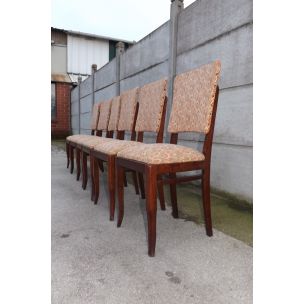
[52,143,252,304]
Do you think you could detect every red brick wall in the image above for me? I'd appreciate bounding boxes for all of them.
[51,82,73,138]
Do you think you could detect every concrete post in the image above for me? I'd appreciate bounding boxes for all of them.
[166,0,184,142]
[91,64,97,111]
[77,75,82,134]
[115,42,125,95]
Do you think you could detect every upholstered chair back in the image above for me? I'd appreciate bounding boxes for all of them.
[135,79,167,133]
[107,96,121,131]
[96,99,112,131]
[168,60,221,134]
[90,103,101,130]
[117,87,139,132]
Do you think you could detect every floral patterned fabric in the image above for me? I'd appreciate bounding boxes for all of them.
[168,60,221,134]
[78,137,115,149]
[135,79,167,133]
[107,96,121,131]
[117,143,205,165]
[90,103,101,130]
[117,87,139,131]
[93,140,144,156]
[67,134,92,143]
[97,99,112,131]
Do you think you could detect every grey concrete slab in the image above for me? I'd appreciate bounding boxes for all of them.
[80,77,93,98]
[94,84,117,103]
[177,0,252,54]
[95,59,117,91]
[71,87,79,104]
[52,146,252,304]
[80,95,93,114]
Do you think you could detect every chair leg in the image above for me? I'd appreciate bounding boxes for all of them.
[82,152,88,190]
[76,148,81,181]
[117,166,125,227]
[145,166,157,257]
[70,145,74,174]
[132,171,139,194]
[98,160,104,172]
[108,156,115,221]
[202,168,213,236]
[124,174,128,187]
[90,153,95,202]
[138,173,145,199]
[93,156,100,205]
[169,173,178,218]
[66,142,70,168]
[157,176,166,210]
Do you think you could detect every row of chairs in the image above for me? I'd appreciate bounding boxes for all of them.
[66,60,221,256]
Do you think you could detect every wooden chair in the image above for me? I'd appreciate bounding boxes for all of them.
[66,102,101,175]
[91,79,168,221]
[115,61,221,257]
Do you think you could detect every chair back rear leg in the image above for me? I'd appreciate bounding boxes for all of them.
[76,149,81,181]
[93,156,100,205]
[89,154,95,202]
[81,152,88,190]
[66,142,70,168]
[70,145,74,174]
[169,173,179,218]
[138,173,145,199]
[157,177,166,210]
[145,165,157,257]
[131,171,140,194]
[202,168,213,236]
[117,166,125,227]
[107,156,116,221]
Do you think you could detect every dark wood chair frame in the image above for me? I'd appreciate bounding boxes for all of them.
[91,97,168,221]
[115,86,219,257]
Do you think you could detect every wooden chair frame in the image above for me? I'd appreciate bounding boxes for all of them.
[115,86,219,257]
[91,97,167,221]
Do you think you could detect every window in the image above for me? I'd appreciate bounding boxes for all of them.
[51,83,56,120]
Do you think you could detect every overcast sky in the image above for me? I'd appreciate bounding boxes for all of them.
[52,0,196,42]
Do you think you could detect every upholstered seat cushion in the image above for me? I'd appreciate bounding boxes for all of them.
[117,143,205,165]
[78,136,115,149]
[93,140,144,156]
[66,134,92,143]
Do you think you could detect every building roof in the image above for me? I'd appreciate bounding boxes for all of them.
[51,27,135,45]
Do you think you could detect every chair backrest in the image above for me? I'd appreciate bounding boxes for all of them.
[117,87,139,132]
[107,96,121,132]
[96,99,112,131]
[168,60,221,135]
[135,79,167,142]
[90,103,101,134]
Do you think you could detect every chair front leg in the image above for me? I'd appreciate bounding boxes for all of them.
[82,151,88,190]
[202,168,213,236]
[70,145,74,174]
[145,165,157,257]
[108,156,116,221]
[66,142,70,168]
[169,173,178,218]
[117,165,125,227]
[76,148,81,181]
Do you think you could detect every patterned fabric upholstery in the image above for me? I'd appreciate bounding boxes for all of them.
[93,140,144,156]
[67,134,92,143]
[118,87,139,131]
[168,60,221,134]
[97,99,112,131]
[117,143,205,165]
[90,103,101,130]
[135,79,167,132]
[107,96,121,131]
[78,137,115,149]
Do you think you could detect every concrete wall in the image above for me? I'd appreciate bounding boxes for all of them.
[70,0,253,202]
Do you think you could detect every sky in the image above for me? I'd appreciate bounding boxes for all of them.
[52,0,196,42]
